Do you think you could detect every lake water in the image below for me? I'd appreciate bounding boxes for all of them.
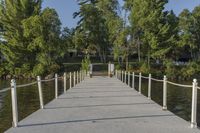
[0,77,69,132]
[0,75,200,132]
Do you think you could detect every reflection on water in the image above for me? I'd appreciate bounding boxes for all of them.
[0,75,200,132]
[125,75,200,126]
[0,78,69,132]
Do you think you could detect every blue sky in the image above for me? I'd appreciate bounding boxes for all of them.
[42,0,200,28]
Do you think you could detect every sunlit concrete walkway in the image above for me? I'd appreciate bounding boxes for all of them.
[6,76,200,133]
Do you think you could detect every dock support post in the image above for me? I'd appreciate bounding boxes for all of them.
[191,79,197,128]
[162,75,167,110]
[122,71,124,82]
[74,72,76,86]
[70,72,72,89]
[148,74,151,99]
[139,73,142,94]
[37,76,44,109]
[11,79,18,127]
[132,72,135,89]
[64,73,67,93]
[128,72,130,86]
[55,74,58,99]
[125,71,127,84]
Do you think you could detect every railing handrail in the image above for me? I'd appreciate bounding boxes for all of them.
[167,81,192,88]
[151,77,163,82]
[0,87,11,93]
[16,81,38,88]
[0,75,69,92]
[116,69,199,128]
[0,70,87,128]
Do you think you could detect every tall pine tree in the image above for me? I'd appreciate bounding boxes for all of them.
[0,0,42,76]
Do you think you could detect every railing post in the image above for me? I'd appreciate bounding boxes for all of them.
[80,70,83,82]
[148,74,151,99]
[80,70,82,82]
[119,70,120,80]
[139,73,142,94]
[162,75,167,110]
[118,70,119,80]
[122,71,124,82]
[55,73,58,99]
[191,79,198,128]
[132,72,135,89]
[81,70,83,81]
[77,71,79,84]
[125,71,127,84]
[11,79,18,127]
[37,76,44,109]
[70,72,72,89]
[82,70,84,80]
[74,72,76,86]
[116,70,117,79]
[128,72,130,86]
[64,73,67,93]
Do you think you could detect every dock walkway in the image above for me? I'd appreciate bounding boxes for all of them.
[6,76,200,133]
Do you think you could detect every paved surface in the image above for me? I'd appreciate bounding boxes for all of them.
[6,76,200,133]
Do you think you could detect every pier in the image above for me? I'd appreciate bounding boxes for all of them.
[4,70,200,133]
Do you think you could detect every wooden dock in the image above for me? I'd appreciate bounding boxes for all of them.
[5,76,200,133]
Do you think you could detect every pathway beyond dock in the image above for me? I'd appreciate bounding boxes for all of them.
[6,76,200,133]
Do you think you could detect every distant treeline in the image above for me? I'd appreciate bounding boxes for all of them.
[0,0,200,79]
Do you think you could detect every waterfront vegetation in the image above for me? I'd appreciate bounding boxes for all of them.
[0,0,200,79]
[1,0,200,132]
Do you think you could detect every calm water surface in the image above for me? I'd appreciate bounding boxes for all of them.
[0,75,200,132]
[0,77,68,132]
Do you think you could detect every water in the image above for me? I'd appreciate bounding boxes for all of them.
[129,75,200,126]
[0,78,69,132]
[0,75,200,132]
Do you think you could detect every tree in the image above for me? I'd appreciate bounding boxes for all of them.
[61,27,75,50]
[0,1,63,77]
[75,0,119,62]
[128,0,177,68]
[0,0,42,76]
[22,8,62,76]
[191,6,200,60]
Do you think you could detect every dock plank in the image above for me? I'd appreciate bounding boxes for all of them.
[5,76,200,133]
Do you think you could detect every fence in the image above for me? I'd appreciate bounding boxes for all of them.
[0,70,86,128]
[115,70,198,128]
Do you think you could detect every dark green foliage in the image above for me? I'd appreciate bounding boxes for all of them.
[74,0,121,63]
[181,62,200,79]
[22,8,62,76]
[81,56,91,72]
[0,1,65,77]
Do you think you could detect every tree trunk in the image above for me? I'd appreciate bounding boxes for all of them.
[99,50,103,63]
[102,49,106,63]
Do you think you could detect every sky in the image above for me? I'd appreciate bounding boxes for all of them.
[42,0,200,29]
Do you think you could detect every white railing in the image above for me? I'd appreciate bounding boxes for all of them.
[115,70,198,128]
[0,70,87,128]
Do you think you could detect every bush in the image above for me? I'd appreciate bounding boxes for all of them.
[164,60,178,79]
[81,56,91,72]
[115,64,121,70]
[181,61,200,79]
[140,62,149,74]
